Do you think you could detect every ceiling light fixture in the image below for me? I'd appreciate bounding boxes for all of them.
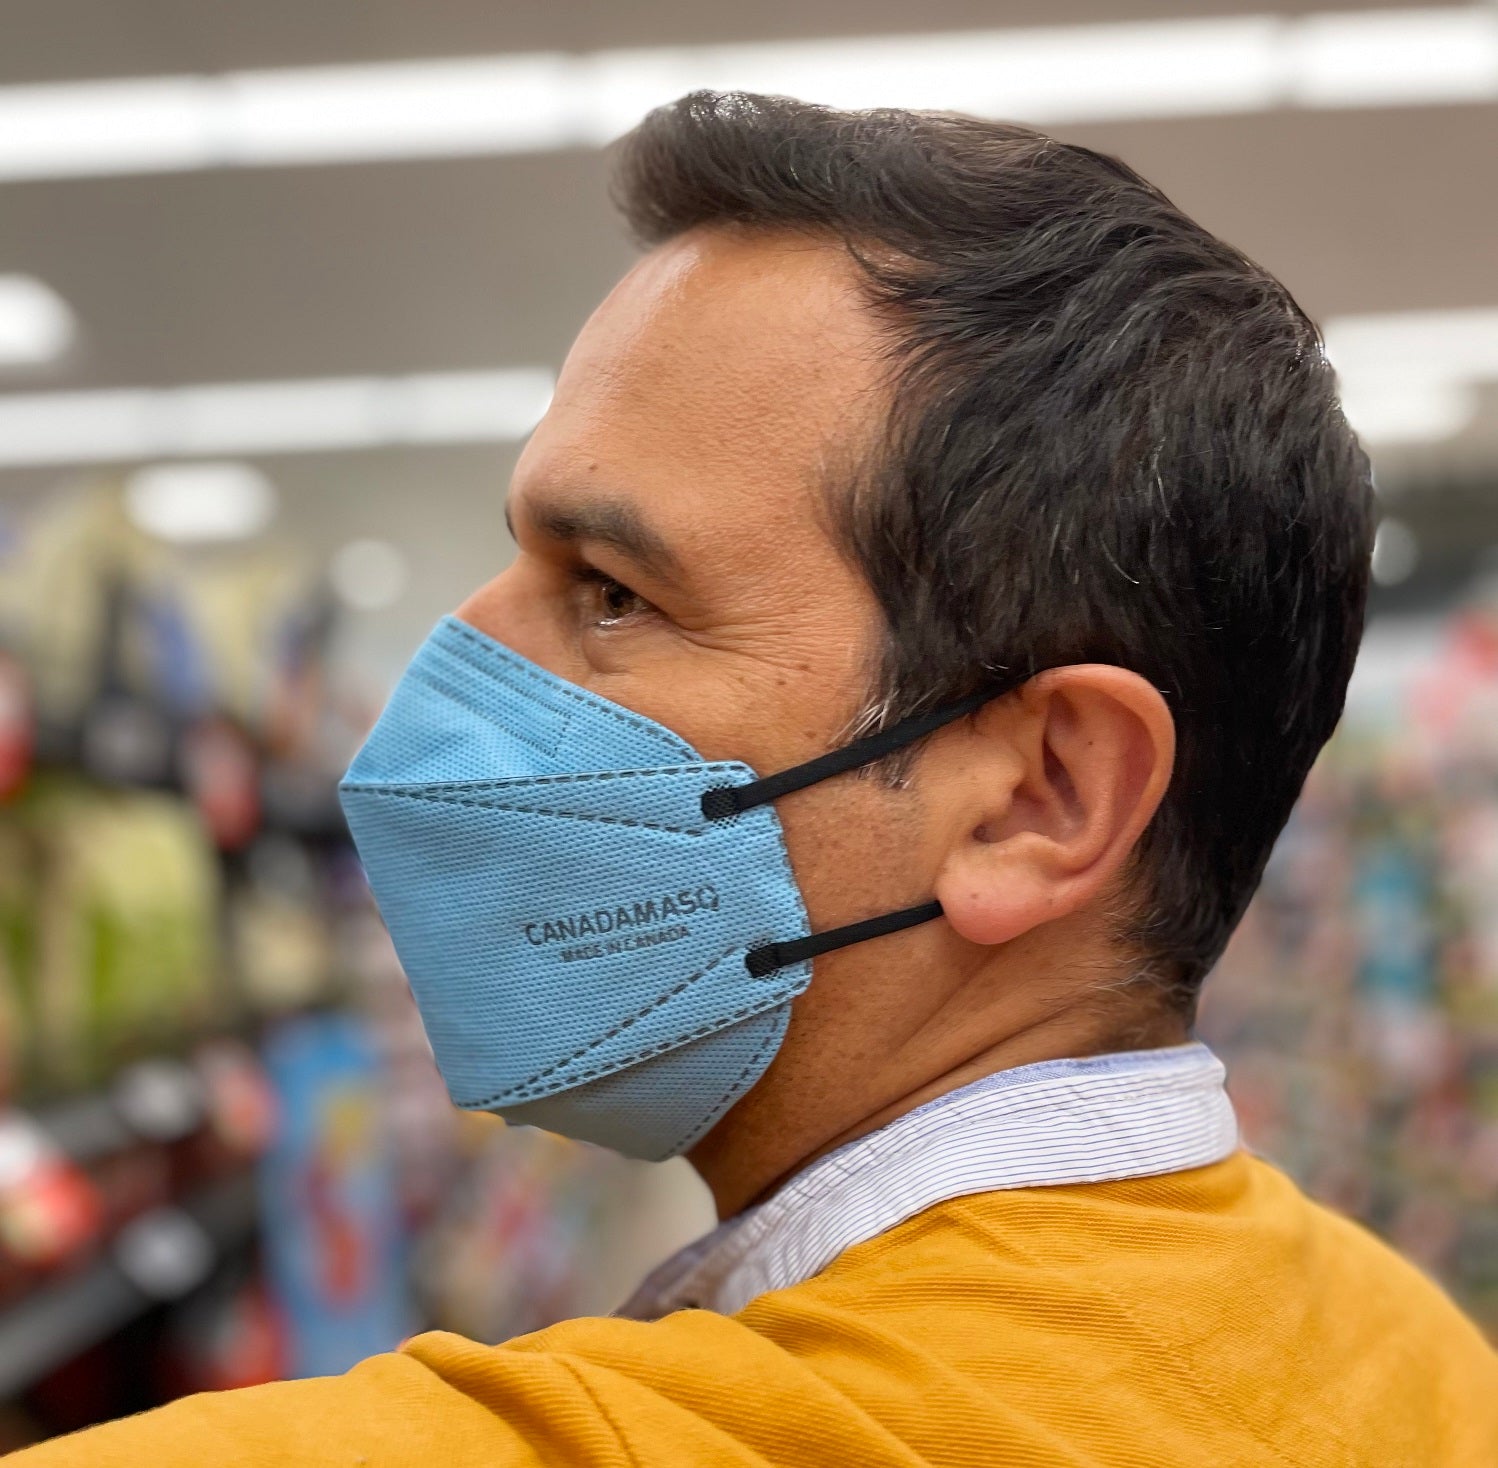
[0,367,553,467]
[0,7,1493,183]
[124,461,278,543]
[0,275,77,364]
[329,538,410,611]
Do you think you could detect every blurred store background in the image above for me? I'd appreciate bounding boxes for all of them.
[0,0,1494,1448]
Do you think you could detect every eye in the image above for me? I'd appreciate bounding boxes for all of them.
[577,570,653,626]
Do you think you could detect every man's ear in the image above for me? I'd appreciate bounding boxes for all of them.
[932,666,1175,948]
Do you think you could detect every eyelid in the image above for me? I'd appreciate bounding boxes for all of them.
[574,545,670,602]
[569,563,659,620]
[568,562,637,591]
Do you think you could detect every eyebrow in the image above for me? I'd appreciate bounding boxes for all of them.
[504,493,684,584]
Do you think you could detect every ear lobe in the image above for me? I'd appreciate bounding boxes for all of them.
[932,667,1175,950]
[936,838,1067,947]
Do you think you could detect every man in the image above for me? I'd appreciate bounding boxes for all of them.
[24,91,1497,1465]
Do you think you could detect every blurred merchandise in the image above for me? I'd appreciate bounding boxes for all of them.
[414,1118,628,1346]
[226,836,337,1015]
[0,1112,103,1281]
[0,477,386,1444]
[13,780,222,1092]
[257,1013,410,1378]
[0,652,34,801]
[178,716,261,853]
[194,1038,279,1162]
[1203,599,1498,1337]
[156,1265,287,1397]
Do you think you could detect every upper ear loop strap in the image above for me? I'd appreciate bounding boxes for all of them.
[699,674,1031,824]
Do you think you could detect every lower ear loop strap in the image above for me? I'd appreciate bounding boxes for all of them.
[744,900,944,978]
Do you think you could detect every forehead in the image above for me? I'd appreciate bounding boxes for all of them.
[513,228,886,542]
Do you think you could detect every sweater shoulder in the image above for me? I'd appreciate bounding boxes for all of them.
[744,1151,1498,1462]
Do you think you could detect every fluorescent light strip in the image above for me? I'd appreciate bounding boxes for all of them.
[1337,378,1480,446]
[0,7,1494,183]
[1324,306,1498,381]
[0,368,554,466]
[1324,307,1498,446]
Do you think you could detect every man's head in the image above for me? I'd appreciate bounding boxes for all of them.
[459,92,1372,1208]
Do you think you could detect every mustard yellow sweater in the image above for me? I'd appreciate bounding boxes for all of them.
[16,1152,1498,1465]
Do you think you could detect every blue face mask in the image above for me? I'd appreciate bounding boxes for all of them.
[340,616,1022,1161]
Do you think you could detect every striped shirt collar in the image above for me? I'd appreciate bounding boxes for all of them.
[619,1041,1237,1320]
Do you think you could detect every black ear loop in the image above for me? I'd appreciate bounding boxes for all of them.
[700,674,1034,978]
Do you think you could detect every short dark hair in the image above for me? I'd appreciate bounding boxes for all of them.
[614,92,1373,1013]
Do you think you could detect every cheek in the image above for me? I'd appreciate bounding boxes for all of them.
[456,563,588,683]
[774,773,939,931]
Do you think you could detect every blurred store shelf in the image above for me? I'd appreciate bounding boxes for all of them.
[32,1090,133,1168]
[0,1171,257,1400]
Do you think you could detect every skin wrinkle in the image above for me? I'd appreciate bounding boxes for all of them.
[459,227,1183,1219]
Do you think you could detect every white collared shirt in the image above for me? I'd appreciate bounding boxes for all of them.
[619,1041,1238,1320]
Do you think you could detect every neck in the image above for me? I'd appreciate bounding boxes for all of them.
[689,995,1188,1218]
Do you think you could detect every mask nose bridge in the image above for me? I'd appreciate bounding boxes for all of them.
[434,616,702,767]
[427,619,576,756]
